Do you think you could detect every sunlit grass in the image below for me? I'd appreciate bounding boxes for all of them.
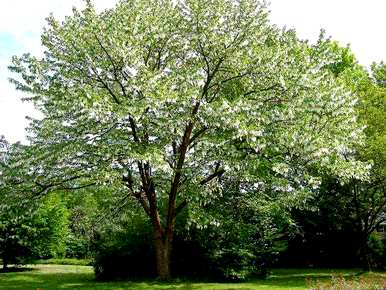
[0,265,384,289]
[33,258,93,266]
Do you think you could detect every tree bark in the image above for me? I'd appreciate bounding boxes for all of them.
[357,232,371,271]
[154,228,172,280]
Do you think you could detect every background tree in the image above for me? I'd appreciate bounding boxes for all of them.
[348,62,386,268]
[325,54,386,268]
[0,138,69,269]
[280,46,386,270]
[178,178,294,280]
[9,0,367,278]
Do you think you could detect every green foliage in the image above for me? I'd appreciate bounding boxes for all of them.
[367,233,385,269]
[183,180,293,280]
[33,193,70,258]
[8,0,367,222]
[93,209,155,280]
[340,62,386,268]
[6,0,370,277]
[0,191,69,266]
[284,42,386,270]
[323,40,356,77]
[65,233,90,259]
[0,199,36,267]
[63,190,98,258]
[359,64,386,179]
[280,177,364,268]
[0,138,71,266]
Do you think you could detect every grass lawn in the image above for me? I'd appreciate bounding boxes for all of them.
[0,265,384,289]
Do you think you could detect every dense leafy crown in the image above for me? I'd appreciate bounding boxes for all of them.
[9,0,367,222]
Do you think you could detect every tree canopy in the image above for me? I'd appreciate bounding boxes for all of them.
[8,0,368,278]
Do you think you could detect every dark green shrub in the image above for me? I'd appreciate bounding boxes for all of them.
[367,233,385,269]
[93,214,155,280]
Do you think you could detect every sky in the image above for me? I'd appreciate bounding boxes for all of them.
[0,0,386,143]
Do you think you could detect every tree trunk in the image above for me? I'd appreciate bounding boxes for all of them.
[154,230,172,280]
[358,233,371,271]
[2,259,8,271]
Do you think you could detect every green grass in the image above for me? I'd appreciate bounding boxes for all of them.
[0,265,384,289]
[33,258,93,266]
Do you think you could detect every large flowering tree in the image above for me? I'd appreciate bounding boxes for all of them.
[9,0,366,278]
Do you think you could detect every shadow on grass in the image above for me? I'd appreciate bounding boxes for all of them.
[0,267,35,273]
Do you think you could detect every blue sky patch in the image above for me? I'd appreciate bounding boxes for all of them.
[0,31,22,57]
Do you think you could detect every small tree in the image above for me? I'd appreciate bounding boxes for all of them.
[9,1,367,278]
